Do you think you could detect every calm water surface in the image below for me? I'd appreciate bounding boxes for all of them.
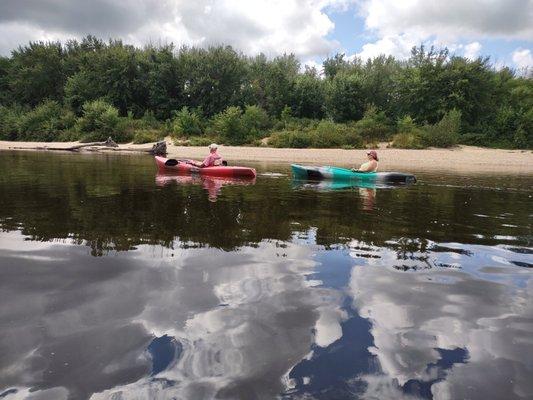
[0,151,532,400]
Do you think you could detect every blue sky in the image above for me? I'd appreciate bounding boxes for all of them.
[0,0,531,71]
[326,6,370,56]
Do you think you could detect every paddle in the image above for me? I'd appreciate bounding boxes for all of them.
[164,159,228,167]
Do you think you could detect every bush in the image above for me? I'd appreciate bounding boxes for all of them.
[459,132,486,146]
[284,117,319,131]
[56,130,81,142]
[140,110,162,129]
[392,132,425,149]
[75,99,128,142]
[421,109,461,148]
[316,120,363,148]
[0,105,24,140]
[513,108,532,149]
[280,105,292,122]
[17,100,76,141]
[210,106,246,145]
[241,105,270,139]
[210,106,270,145]
[353,106,393,143]
[313,120,342,147]
[133,129,164,144]
[269,130,314,148]
[183,136,218,147]
[343,130,364,148]
[171,107,203,137]
[268,119,363,149]
[116,112,162,141]
[391,116,425,148]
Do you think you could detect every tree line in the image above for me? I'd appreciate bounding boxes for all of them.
[0,36,531,148]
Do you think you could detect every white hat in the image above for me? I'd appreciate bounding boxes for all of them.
[208,143,218,150]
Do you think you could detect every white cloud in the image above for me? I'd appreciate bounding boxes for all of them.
[463,41,482,59]
[353,0,532,61]
[356,33,419,60]
[0,21,74,55]
[301,59,324,74]
[512,48,533,69]
[0,0,350,58]
[359,0,533,40]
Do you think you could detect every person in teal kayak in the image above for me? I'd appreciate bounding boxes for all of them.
[188,143,225,168]
[352,150,379,172]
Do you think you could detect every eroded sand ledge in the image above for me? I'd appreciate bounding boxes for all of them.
[1,140,532,175]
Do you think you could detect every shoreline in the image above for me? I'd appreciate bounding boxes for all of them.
[1,140,532,175]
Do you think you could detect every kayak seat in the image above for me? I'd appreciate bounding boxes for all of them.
[307,169,323,179]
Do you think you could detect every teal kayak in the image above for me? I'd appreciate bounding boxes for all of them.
[291,164,416,184]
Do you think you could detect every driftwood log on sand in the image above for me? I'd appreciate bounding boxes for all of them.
[10,138,167,155]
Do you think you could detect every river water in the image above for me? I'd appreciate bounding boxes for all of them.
[0,151,531,400]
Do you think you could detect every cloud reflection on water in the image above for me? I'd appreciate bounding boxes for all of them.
[349,243,533,400]
[1,235,532,399]
[0,231,346,399]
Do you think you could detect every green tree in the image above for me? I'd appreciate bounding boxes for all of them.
[323,53,353,79]
[146,45,185,120]
[291,71,325,119]
[180,46,247,116]
[0,56,11,106]
[9,41,66,106]
[440,56,495,132]
[395,45,449,124]
[360,55,400,117]
[326,73,365,122]
[65,70,105,115]
[97,41,150,117]
[249,54,299,117]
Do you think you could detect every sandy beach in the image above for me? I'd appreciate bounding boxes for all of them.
[1,139,532,175]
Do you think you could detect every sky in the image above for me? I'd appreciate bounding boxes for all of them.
[0,0,531,71]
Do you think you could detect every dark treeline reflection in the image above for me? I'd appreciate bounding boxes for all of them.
[0,151,531,257]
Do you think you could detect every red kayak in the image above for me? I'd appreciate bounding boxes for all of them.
[155,156,256,178]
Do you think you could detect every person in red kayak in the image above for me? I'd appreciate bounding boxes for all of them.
[352,150,379,172]
[188,143,225,168]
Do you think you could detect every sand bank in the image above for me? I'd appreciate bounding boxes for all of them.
[1,140,532,175]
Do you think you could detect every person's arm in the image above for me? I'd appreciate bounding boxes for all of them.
[187,160,202,167]
[200,154,214,168]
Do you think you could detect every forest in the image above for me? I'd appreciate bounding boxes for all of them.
[0,36,531,149]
